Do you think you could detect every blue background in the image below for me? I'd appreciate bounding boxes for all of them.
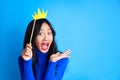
[0,0,120,80]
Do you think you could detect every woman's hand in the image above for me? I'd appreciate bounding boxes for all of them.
[50,49,71,62]
[21,43,33,60]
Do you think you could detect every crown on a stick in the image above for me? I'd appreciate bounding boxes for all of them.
[32,8,48,20]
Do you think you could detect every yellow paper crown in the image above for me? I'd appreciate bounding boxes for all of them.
[32,8,48,20]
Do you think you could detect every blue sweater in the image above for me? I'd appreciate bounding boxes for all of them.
[18,49,68,80]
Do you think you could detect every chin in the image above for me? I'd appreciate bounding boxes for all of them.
[40,50,48,53]
[39,47,49,53]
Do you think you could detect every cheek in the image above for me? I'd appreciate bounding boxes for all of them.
[50,36,53,43]
[35,37,42,46]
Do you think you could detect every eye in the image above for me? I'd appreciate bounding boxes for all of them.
[38,32,44,36]
[48,32,52,35]
[38,32,41,35]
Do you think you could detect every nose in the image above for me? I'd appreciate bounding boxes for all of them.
[44,33,48,41]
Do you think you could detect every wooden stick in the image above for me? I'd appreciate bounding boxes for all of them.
[29,20,36,43]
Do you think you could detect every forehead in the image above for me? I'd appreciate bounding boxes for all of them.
[40,22,51,30]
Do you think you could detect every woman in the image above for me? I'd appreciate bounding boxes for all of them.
[18,19,71,80]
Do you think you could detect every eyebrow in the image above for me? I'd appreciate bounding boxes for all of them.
[40,29,52,31]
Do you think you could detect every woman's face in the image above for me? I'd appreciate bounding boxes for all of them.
[35,22,53,53]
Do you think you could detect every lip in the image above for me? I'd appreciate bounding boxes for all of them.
[41,42,49,51]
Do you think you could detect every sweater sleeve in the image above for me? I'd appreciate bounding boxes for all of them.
[18,56,35,80]
[43,58,69,80]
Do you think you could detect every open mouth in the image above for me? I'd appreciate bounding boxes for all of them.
[41,42,49,51]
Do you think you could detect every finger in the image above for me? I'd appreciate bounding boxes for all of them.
[26,47,32,52]
[59,55,70,59]
[56,52,60,54]
[22,47,32,56]
[22,50,29,56]
[24,50,32,56]
[56,52,61,56]
[25,50,31,54]
[64,49,71,54]
[26,45,32,49]
[24,52,30,56]
[63,55,70,58]
[63,49,71,55]
[26,43,32,49]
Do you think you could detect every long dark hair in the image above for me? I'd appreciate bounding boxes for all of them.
[23,18,58,75]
